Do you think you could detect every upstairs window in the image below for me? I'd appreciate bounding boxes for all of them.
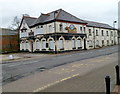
[106,31,109,36]
[111,31,113,36]
[59,24,63,32]
[49,25,52,32]
[96,30,98,36]
[83,27,86,33]
[80,27,82,32]
[89,29,92,36]
[101,30,104,36]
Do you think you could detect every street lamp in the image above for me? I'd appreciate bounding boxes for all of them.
[113,21,117,45]
[113,21,117,28]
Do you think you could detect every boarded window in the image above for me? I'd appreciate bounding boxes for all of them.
[77,39,82,47]
[49,25,52,32]
[72,39,76,48]
[59,39,64,49]
[49,40,54,49]
[36,40,40,49]
[42,40,46,49]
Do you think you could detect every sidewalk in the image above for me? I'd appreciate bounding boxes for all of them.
[0,53,52,63]
[2,53,118,92]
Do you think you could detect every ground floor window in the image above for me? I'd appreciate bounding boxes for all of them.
[42,40,46,49]
[77,39,82,48]
[111,40,114,45]
[72,39,76,49]
[89,40,93,47]
[36,40,40,50]
[102,40,104,46]
[59,39,64,49]
[96,40,99,46]
[21,41,24,50]
[107,40,109,46]
[49,39,54,49]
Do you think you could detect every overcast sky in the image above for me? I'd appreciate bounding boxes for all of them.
[0,0,119,28]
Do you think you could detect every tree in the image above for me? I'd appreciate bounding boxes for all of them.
[12,16,21,30]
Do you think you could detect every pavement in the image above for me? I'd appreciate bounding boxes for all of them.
[2,52,119,93]
[0,53,52,63]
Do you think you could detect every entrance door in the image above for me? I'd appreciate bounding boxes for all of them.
[84,39,86,50]
[31,41,33,52]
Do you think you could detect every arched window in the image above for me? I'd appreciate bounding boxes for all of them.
[77,39,82,48]
[59,39,64,49]
[36,40,40,49]
[42,40,46,49]
[72,39,76,48]
[49,39,54,49]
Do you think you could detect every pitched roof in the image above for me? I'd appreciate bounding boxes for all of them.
[21,9,116,30]
[84,20,115,29]
[23,16,37,27]
[31,9,87,27]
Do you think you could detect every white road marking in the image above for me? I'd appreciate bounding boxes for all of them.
[33,73,79,92]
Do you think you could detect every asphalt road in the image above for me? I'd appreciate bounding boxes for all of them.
[2,45,119,85]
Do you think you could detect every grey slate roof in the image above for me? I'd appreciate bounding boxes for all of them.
[23,16,37,27]
[23,9,115,30]
[84,20,115,29]
[31,9,87,26]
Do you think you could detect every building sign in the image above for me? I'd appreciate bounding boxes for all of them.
[65,24,77,33]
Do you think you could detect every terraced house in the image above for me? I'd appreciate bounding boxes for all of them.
[19,9,118,53]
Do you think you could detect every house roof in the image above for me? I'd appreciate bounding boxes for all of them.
[30,9,87,27]
[23,16,37,27]
[84,20,115,30]
[21,9,116,30]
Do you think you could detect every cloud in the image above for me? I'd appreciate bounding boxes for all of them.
[0,0,119,28]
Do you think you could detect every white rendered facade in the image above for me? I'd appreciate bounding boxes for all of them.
[19,9,118,53]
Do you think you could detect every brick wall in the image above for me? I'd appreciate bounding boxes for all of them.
[0,35,19,53]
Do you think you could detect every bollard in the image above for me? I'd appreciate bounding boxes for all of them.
[105,76,111,94]
[115,65,120,85]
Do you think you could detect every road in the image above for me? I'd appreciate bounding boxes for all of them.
[2,45,119,85]
[2,52,118,92]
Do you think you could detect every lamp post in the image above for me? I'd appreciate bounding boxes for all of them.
[113,21,117,28]
[113,21,117,45]
[54,11,58,54]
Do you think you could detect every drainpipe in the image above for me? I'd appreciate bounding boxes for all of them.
[54,11,58,54]
[93,27,95,49]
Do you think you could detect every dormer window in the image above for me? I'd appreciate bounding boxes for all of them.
[21,27,27,32]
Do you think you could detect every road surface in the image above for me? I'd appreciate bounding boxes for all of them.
[2,45,119,85]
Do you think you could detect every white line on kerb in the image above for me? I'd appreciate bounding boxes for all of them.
[33,73,79,92]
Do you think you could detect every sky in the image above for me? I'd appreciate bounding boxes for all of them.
[0,0,119,28]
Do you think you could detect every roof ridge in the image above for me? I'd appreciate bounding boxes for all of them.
[23,16,37,19]
[61,9,85,22]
